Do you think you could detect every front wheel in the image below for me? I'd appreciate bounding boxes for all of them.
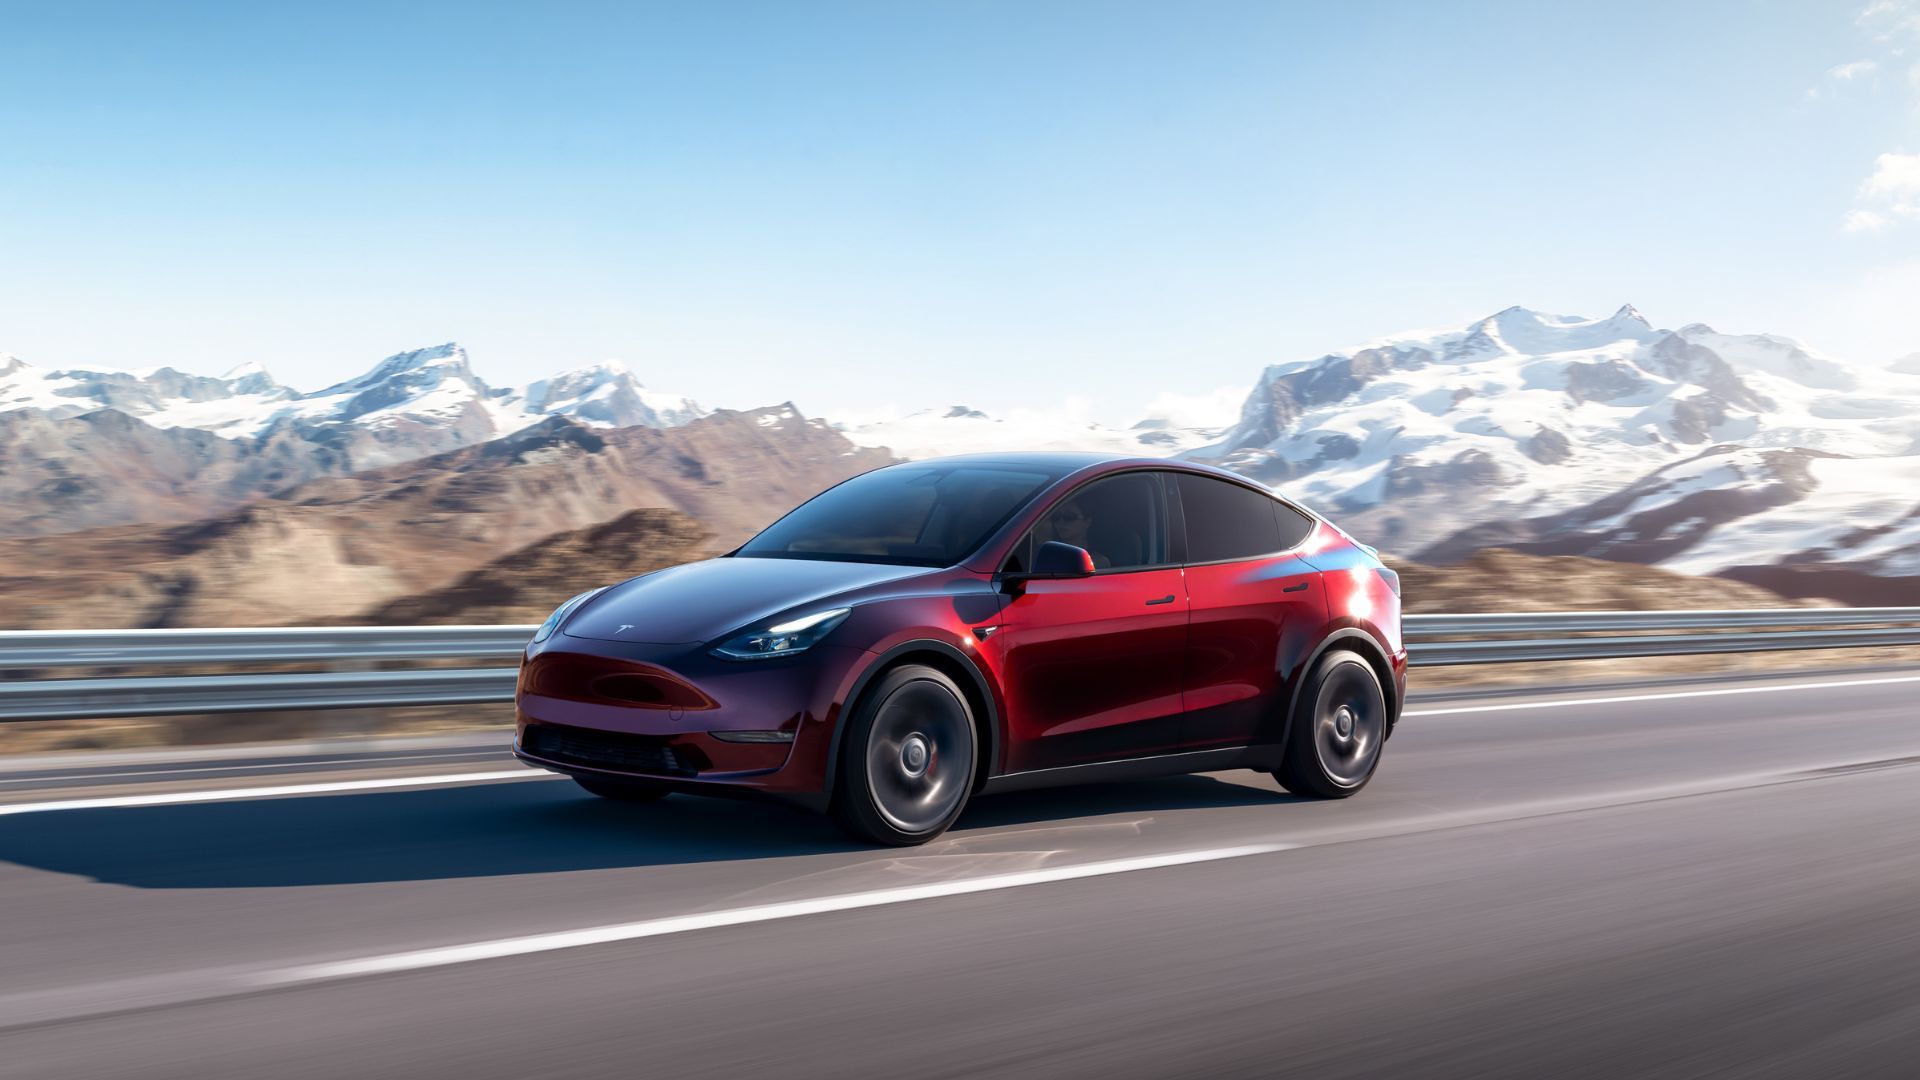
[1274,649,1387,799]
[830,664,978,846]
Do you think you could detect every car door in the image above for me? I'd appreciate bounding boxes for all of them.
[1173,472,1325,751]
[992,471,1189,773]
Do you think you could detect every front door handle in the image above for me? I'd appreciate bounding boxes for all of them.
[1283,581,1310,593]
[1145,594,1176,606]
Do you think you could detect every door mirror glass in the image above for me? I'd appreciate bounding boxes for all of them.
[1031,541,1096,578]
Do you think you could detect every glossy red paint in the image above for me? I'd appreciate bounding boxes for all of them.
[991,566,1189,772]
[1180,550,1325,751]
[513,452,1406,825]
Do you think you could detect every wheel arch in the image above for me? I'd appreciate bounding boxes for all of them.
[823,639,1002,799]
[1282,628,1400,754]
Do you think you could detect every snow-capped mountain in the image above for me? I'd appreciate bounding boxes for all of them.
[1185,305,1920,577]
[0,352,297,437]
[0,344,707,459]
[516,361,706,430]
[10,310,1920,595]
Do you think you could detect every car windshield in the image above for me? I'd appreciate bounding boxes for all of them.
[737,463,1061,567]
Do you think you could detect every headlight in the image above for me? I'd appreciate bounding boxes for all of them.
[711,607,851,661]
[532,587,608,645]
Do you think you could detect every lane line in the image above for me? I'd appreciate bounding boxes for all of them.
[1403,673,1920,717]
[0,769,555,815]
[0,750,507,787]
[260,844,1292,984]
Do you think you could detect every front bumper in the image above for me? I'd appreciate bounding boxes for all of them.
[513,634,870,807]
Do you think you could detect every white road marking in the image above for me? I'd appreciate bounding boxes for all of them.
[0,770,555,815]
[0,749,506,787]
[262,844,1292,984]
[1404,673,1920,717]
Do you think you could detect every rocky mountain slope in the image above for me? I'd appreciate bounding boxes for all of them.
[1389,548,1816,614]
[0,408,350,536]
[358,508,711,625]
[0,407,888,629]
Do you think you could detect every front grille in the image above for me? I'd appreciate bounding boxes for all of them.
[520,724,699,777]
[519,654,717,711]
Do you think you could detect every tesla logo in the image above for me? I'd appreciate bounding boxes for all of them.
[618,624,634,634]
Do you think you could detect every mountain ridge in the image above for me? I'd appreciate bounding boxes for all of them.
[7,305,1920,592]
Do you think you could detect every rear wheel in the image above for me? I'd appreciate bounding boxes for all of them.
[573,775,671,802]
[830,664,978,846]
[1274,649,1387,799]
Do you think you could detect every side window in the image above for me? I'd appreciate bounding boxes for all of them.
[1002,531,1033,575]
[1274,500,1316,549]
[1029,473,1167,572]
[1177,474,1286,563]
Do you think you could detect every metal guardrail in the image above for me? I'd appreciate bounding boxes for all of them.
[1402,608,1920,636]
[0,626,538,669]
[0,668,521,722]
[0,608,1918,721]
[1403,608,1920,666]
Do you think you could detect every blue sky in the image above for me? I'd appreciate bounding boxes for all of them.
[3,0,1918,423]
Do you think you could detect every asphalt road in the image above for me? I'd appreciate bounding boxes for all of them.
[3,668,1920,1078]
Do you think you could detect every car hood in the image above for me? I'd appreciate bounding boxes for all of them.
[560,557,934,645]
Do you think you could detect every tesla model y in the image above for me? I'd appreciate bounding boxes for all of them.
[514,453,1406,845]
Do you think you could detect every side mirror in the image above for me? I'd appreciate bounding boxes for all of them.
[1031,541,1096,578]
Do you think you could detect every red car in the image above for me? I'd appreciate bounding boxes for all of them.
[514,453,1406,845]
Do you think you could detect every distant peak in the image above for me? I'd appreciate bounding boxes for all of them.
[381,342,465,368]
[219,360,280,386]
[1462,304,1660,352]
[360,342,471,382]
[752,402,805,421]
[547,359,635,383]
[0,353,24,376]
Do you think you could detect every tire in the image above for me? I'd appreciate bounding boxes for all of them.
[1274,649,1387,799]
[830,664,978,846]
[573,775,671,802]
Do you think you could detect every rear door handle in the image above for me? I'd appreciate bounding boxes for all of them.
[1145,594,1176,606]
[1283,582,1310,593]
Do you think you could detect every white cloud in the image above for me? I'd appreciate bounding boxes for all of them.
[1858,0,1920,41]
[1842,139,1920,234]
[1807,58,1880,99]
[1861,152,1920,199]
[1844,209,1892,232]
